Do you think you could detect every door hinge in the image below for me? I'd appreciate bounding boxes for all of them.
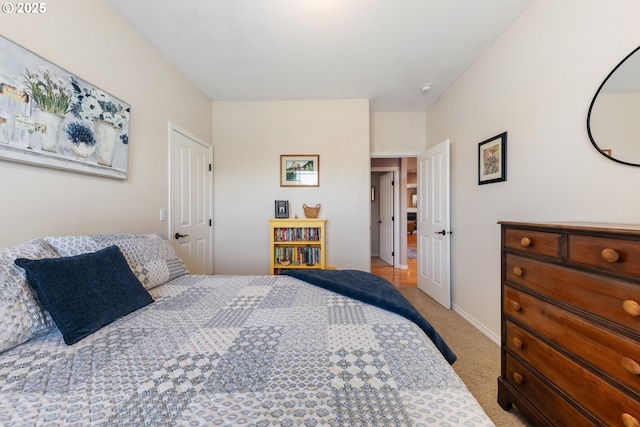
[209,164,212,171]
[209,219,212,226]
[391,180,394,186]
[392,251,395,257]
[392,216,394,221]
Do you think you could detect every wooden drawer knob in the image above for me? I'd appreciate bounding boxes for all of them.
[509,301,522,312]
[623,300,640,317]
[601,248,620,263]
[513,372,525,384]
[621,357,640,376]
[622,413,640,427]
[520,237,532,247]
[512,336,523,349]
[512,266,523,277]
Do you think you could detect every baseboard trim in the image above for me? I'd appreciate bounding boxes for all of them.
[452,303,500,346]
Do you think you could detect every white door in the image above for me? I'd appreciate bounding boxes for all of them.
[379,171,394,265]
[169,123,213,274]
[417,139,451,308]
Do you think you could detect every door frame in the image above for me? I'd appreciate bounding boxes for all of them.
[371,166,399,267]
[168,121,214,273]
[371,151,421,268]
[375,169,397,266]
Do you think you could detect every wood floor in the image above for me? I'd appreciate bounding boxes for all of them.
[371,232,417,287]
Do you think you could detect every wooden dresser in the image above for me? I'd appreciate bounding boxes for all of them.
[498,222,640,426]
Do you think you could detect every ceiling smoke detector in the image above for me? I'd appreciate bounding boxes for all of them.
[420,84,432,93]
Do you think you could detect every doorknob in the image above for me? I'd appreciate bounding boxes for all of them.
[435,229,446,235]
[174,233,189,239]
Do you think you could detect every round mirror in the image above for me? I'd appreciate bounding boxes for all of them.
[587,46,640,166]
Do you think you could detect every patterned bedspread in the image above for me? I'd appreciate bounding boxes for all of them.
[0,274,494,426]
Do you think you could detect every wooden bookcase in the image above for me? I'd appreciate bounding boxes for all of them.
[269,218,326,275]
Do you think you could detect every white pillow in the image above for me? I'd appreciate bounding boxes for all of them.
[45,233,188,290]
[0,239,57,353]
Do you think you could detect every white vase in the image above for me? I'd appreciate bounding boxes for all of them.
[93,118,118,167]
[0,77,30,144]
[68,140,97,160]
[32,107,64,153]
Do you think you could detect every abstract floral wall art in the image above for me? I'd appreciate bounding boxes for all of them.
[0,35,130,179]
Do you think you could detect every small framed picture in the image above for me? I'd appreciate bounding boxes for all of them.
[280,154,319,187]
[275,200,289,218]
[478,132,507,185]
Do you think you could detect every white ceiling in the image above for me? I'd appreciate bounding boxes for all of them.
[108,0,533,112]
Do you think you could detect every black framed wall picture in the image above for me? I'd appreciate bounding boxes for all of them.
[275,200,289,218]
[478,132,507,185]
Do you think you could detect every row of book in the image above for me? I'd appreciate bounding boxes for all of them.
[273,227,321,242]
[273,267,321,275]
[274,246,321,266]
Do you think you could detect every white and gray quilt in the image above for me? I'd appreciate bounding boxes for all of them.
[0,274,494,426]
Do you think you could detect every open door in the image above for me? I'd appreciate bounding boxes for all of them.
[378,171,394,266]
[417,139,451,308]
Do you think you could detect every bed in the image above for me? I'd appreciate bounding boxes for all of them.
[0,233,494,426]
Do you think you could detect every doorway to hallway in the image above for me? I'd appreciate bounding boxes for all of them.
[370,156,417,283]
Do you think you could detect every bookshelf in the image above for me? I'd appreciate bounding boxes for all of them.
[269,218,326,275]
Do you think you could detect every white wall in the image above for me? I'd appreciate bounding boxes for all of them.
[425,0,640,340]
[0,0,212,247]
[371,112,426,155]
[211,99,370,274]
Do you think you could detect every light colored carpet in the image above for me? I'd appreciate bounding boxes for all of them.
[399,287,533,427]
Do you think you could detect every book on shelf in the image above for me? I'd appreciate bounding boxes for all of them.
[273,267,322,275]
[274,246,321,266]
[273,227,321,242]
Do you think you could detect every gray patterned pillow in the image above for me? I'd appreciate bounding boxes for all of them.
[0,239,58,353]
[44,233,188,290]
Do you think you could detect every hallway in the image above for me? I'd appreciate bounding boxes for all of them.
[371,232,417,287]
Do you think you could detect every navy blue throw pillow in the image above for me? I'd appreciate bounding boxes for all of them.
[15,245,153,345]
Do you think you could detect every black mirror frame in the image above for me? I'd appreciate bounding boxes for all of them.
[586,45,640,167]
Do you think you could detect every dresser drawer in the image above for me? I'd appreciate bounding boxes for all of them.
[504,228,562,258]
[504,286,640,393]
[505,322,640,426]
[505,253,640,334]
[569,234,640,278]
[504,355,598,426]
